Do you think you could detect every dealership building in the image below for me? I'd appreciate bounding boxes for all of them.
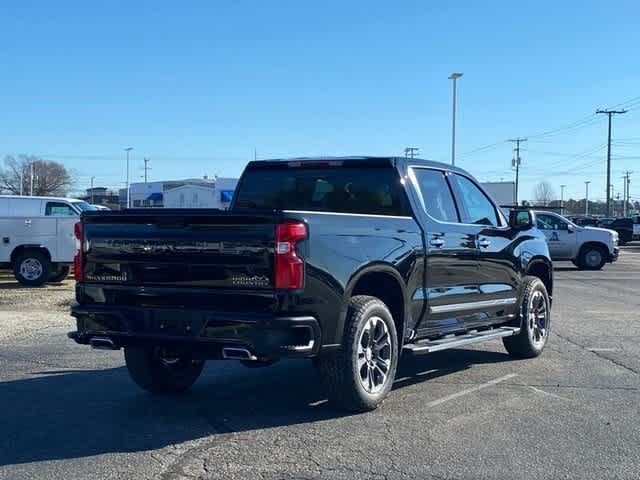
[122,176,238,209]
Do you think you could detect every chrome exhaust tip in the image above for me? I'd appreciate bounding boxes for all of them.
[222,347,257,361]
[89,336,118,350]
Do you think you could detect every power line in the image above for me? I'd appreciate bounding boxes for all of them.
[404,147,419,159]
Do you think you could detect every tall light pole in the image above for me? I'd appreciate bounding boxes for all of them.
[560,184,566,214]
[124,147,133,208]
[585,181,590,216]
[449,72,463,166]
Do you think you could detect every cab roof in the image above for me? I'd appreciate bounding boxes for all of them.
[246,156,470,176]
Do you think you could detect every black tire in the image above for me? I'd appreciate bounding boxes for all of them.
[48,265,70,283]
[503,276,551,358]
[13,250,50,286]
[124,346,205,394]
[577,244,606,270]
[314,295,399,412]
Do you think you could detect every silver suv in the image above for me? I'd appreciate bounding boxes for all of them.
[535,211,619,270]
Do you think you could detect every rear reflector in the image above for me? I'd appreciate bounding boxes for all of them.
[274,222,307,290]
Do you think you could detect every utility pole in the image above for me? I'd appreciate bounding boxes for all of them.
[90,176,95,204]
[124,147,133,208]
[622,171,632,217]
[143,158,151,183]
[509,138,527,206]
[585,181,590,216]
[560,185,566,215]
[596,109,627,216]
[449,72,463,166]
[30,162,34,196]
[404,147,419,159]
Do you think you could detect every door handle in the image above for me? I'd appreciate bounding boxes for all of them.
[478,238,491,248]
[429,237,445,248]
[24,219,32,227]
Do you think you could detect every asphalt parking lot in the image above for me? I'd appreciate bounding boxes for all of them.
[1,245,639,480]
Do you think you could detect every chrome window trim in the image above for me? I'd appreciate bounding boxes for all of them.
[408,166,508,229]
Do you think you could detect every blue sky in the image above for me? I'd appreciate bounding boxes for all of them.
[1,1,639,202]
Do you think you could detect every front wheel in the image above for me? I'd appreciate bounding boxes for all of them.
[577,245,606,270]
[503,276,551,358]
[314,295,399,412]
[124,346,205,394]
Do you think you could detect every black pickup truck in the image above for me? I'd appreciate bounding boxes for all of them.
[70,157,553,411]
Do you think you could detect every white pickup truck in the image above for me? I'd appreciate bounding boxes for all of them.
[535,211,619,270]
[633,215,640,240]
[0,195,98,285]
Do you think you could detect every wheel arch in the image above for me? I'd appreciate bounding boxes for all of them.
[578,241,609,257]
[343,263,408,346]
[526,258,553,300]
[10,244,52,265]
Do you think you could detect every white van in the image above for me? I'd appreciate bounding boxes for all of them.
[0,195,97,286]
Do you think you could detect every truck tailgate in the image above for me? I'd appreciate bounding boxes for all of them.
[81,210,276,290]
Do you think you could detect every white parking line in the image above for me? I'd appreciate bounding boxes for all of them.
[426,373,518,408]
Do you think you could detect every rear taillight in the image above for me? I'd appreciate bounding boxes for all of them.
[73,222,84,281]
[274,221,307,290]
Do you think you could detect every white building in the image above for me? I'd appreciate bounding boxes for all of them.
[127,177,238,209]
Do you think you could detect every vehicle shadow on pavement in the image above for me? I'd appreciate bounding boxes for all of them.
[0,348,512,467]
[553,266,579,272]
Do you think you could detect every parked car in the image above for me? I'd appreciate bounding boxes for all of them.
[601,218,634,245]
[0,195,97,285]
[569,216,599,227]
[69,157,553,411]
[534,210,618,269]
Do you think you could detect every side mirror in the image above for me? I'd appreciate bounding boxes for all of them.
[509,209,535,230]
[568,224,575,234]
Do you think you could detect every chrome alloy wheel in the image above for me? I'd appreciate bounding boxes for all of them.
[357,316,392,394]
[20,258,43,281]
[528,290,549,348]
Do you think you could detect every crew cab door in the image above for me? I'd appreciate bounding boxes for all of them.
[447,173,520,326]
[536,212,576,259]
[407,167,480,337]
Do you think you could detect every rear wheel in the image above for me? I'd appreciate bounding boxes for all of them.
[13,251,50,286]
[578,245,606,270]
[314,295,398,412]
[124,346,205,394]
[503,276,551,358]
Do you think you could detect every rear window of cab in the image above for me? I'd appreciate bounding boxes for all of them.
[233,165,410,216]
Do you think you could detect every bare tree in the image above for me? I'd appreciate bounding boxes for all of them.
[0,155,73,196]
[533,181,555,207]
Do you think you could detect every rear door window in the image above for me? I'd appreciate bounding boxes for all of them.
[537,214,567,230]
[45,202,77,216]
[449,174,500,227]
[410,168,459,222]
[233,165,409,216]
